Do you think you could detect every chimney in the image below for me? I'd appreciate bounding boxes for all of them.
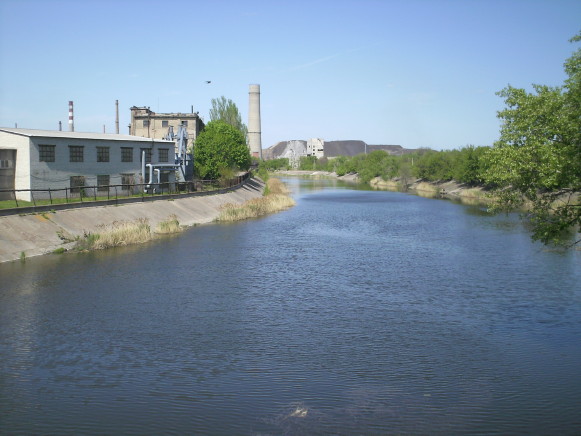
[68,101,74,132]
[59,121,62,131]
[248,84,262,159]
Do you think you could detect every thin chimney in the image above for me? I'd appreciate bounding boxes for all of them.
[68,101,74,132]
[115,100,119,134]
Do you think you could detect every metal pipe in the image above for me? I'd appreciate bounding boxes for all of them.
[141,150,146,188]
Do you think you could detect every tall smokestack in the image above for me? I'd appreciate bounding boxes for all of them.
[68,101,74,132]
[248,84,262,159]
[115,100,119,134]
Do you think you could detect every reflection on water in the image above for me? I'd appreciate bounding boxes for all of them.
[1,177,580,435]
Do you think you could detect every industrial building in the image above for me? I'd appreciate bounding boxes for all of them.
[0,128,175,202]
[306,138,325,158]
[130,106,205,141]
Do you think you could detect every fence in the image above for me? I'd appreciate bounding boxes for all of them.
[0,173,251,213]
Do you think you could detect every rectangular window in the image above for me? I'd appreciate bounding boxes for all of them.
[158,148,169,163]
[97,146,110,162]
[181,120,188,127]
[121,173,134,190]
[143,120,150,127]
[121,147,133,162]
[70,176,85,193]
[0,159,12,169]
[69,146,84,162]
[162,120,169,128]
[140,148,152,163]
[39,144,56,162]
[97,175,110,192]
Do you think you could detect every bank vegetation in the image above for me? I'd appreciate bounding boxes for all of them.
[218,178,295,221]
[75,215,184,251]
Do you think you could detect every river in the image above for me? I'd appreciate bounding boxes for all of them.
[1,177,580,435]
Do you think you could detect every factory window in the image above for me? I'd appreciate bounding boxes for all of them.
[69,146,84,162]
[162,120,169,128]
[140,148,152,163]
[39,144,55,162]
[97,147,110,162]
[97,175,110,192]
[121,174,134,190]
[70,176,85,193]
[143,120,150,128]
[121,147,133,162]
[158,148,169,163]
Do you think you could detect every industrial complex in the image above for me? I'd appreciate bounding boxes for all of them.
[0,85,263,202]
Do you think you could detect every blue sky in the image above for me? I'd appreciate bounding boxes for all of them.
[0,0,579,150]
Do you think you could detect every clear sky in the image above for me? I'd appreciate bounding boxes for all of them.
[0,0,579,150]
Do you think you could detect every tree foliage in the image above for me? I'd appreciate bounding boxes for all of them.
[209,96,248,139]
[481,32,581,246]
[193,121,251,180]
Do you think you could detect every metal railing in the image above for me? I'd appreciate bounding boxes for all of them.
[0,173,251,214]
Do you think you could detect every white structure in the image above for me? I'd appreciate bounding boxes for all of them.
[306,138,324,158]
[248,84,262,159]
[0,128,175,201]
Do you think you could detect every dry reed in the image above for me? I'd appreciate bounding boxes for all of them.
[90,218,152,249]
[219,178,295,221]
[156,214,182,234]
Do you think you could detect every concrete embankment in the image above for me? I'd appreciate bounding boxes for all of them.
[0,178,265,263]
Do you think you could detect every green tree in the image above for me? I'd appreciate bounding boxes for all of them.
[193,121,251,180]
[209,96,248,138]
[481,32,581,246]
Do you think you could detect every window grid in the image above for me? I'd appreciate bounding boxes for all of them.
[159,148,169,163]
[69,146,84,162]
[39,145,55,162]
[70,176,85,193]
[121,147,133,162]
[121,174,135,190]
[97,147,110,162]
[97,175,110,192]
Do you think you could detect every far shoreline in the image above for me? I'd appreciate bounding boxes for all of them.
[273,170,491,204]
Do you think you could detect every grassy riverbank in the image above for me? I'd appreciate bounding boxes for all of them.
[218,178,295,221]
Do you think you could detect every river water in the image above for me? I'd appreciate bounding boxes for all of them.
[1,177,580,435]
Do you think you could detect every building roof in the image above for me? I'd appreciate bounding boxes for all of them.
[0,127,174,143]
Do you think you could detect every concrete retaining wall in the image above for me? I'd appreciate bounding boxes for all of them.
[0,178,265,263]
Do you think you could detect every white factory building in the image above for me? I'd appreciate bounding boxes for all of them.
[0,128,176,202]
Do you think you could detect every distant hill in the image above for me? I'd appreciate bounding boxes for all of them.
[263,140,415,160]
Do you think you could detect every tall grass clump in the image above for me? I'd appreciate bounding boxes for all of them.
[85,218,152,250]
[156,214,182,234]
[219,178,295,221]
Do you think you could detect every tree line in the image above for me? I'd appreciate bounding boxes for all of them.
[259,32,580,246]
